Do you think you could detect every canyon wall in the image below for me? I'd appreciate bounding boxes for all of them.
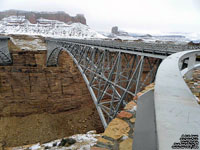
[0,50,103,147]
[0,10,86,25]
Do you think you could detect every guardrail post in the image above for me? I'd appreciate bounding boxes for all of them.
[132,90,157,150]
[185,54,196,80]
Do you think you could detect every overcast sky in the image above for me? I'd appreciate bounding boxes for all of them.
[1,0,200,34]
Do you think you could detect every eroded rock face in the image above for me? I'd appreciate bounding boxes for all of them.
[111,26,119,34]
[0,10,86,25]
[102,118,130,140]
[0,50,103,147]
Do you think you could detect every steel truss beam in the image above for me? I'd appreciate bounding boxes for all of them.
[46,39,162,128]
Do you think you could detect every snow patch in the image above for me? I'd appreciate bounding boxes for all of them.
[9,130,101,150]
[0,16,106,39]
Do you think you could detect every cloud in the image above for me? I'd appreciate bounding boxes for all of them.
[0,0,200,33]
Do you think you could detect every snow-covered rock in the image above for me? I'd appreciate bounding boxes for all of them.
[7,130,101,150]
[0,16,105,39]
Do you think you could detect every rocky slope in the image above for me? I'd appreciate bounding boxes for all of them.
[0,44,104,147]
[0,10,86,25]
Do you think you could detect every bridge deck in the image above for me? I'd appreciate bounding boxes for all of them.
[46,38,200,59]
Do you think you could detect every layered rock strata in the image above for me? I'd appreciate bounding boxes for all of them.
[0,50,103,147]
[0,10,86,25]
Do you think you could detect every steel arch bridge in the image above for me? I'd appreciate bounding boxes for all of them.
[46,38,198,128]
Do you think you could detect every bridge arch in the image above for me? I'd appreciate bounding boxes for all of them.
[46,38,163,128]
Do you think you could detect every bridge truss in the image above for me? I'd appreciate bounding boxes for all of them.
[46,39,168,128]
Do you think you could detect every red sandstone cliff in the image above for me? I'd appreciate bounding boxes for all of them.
[0,50,103,147]
[0,10,86,25]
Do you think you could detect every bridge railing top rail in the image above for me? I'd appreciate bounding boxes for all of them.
[154,50,200,150]
[46,38,200,54]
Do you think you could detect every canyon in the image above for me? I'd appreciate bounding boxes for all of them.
[0,35,159,149]
[0,39,103,147]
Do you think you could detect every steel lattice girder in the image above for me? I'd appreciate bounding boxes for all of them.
[46,39,162,128]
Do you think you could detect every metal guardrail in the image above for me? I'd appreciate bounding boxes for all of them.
[47,38,200,58]
[154,50,200,150]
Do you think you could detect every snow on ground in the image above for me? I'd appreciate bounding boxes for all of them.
[100,30,200,43]
[182,32,200,43]
[8,131,101,150]
[10,36,46,51]
[108,34,195,44]
[0,16,106,39]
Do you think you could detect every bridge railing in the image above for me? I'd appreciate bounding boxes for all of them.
[154,50,200,150]
[51,38,200,56]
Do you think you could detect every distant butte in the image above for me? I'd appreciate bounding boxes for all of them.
[0,9,86,25]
